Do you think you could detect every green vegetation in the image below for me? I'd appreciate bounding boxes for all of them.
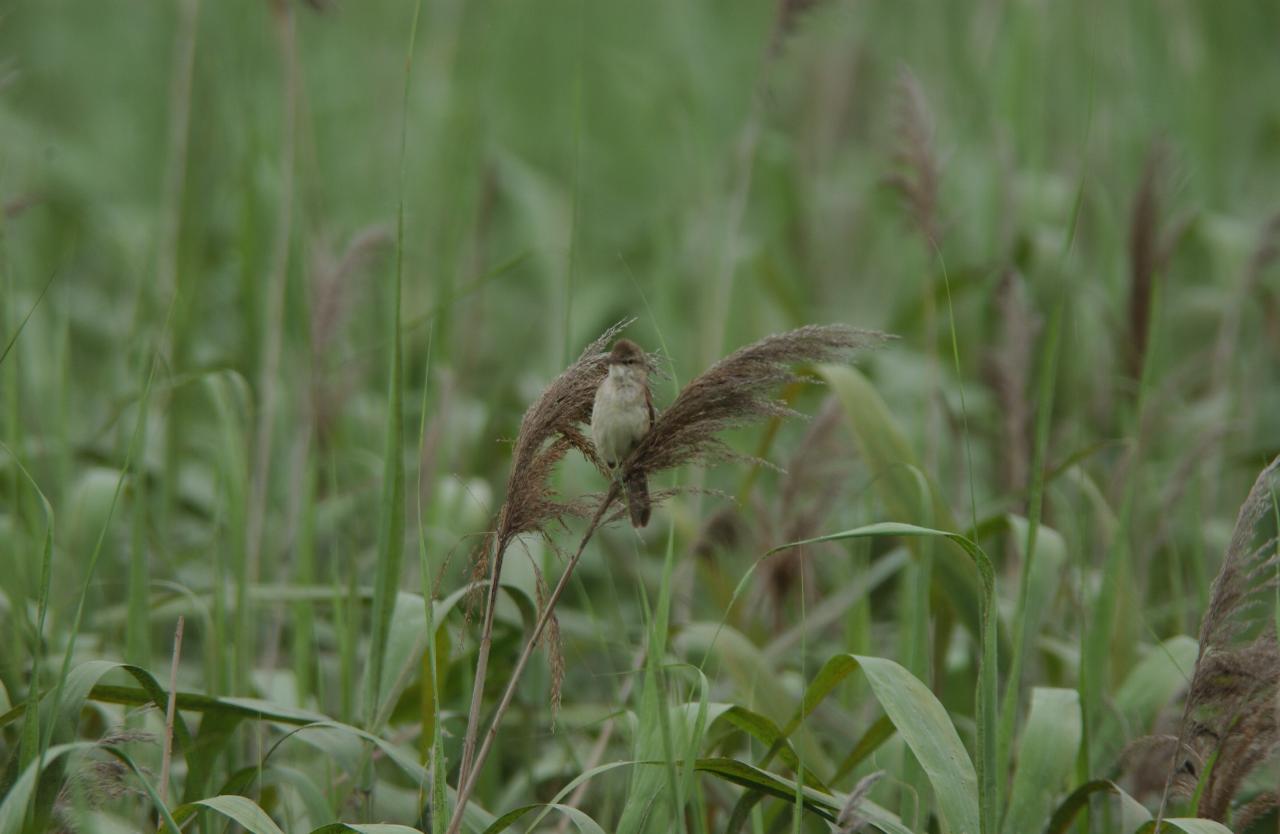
[2,1,1280,832]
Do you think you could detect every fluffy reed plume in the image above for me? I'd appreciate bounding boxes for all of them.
[982,271,1040,497]
[885,69,942,248]
[446,323,888,834]
[627,325,885,477]
[1151,455,1280,823]
[54,730,155,823]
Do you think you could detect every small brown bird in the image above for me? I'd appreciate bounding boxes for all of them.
[591,339,655,527]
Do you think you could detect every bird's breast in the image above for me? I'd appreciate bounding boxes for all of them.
[591,378,650,464]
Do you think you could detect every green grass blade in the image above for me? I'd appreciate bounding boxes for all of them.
[1001,688,1081,834]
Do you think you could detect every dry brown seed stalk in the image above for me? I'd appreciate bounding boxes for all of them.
[454,320,632,799]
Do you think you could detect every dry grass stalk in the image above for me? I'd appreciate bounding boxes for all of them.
[446,323,888,834]
[1153,454,1280,823]
[453,320,632,803]
[1125,143,1192,381]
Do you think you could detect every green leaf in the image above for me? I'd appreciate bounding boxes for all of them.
[1133,821,1235,834]
[480,802,609,834]
[706,703,830,793]
[774,523,997,834]
[1002,688,1081,834]
[163,795,285,834]
[310,825,427,834]
[674,622,831,773]
[773,652,979,834]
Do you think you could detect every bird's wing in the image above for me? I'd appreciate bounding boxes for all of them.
[645,384,655,429]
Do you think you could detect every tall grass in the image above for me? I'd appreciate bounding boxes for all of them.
[1,1,1279,833]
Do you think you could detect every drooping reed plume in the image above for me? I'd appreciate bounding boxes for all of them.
[1148,455,1280,824]
[446,322,888,834]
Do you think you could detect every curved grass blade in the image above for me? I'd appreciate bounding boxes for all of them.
[479,802,609,834]
[160,795,285,834]
[1133,821,1233,834]
[310,826,428,834]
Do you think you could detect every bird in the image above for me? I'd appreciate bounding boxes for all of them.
[590,338,655,527]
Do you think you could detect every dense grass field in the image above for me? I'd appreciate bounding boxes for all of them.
[3,1,1280,832]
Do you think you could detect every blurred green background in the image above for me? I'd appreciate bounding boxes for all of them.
[3,0,1280,831]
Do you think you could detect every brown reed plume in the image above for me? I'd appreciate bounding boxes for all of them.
[445,322,888,834]
[1151,455,1280,824]
[1125,143,1192,382]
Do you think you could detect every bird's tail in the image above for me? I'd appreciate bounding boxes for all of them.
[624,469,651,528]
